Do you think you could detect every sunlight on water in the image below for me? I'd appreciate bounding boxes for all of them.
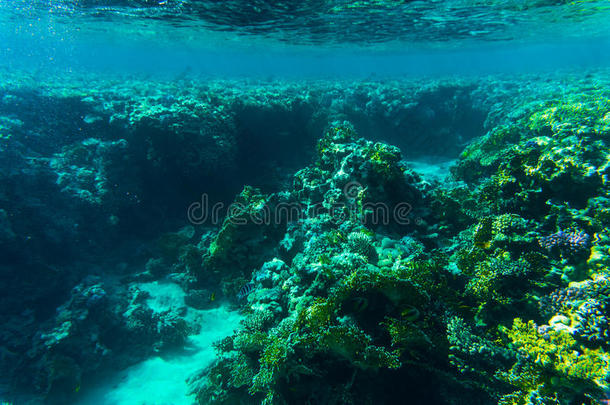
[2,0,610,47]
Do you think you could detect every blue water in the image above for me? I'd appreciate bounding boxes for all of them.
[5,37,610,77]
[2,1,610,405]
[2,0,610,76]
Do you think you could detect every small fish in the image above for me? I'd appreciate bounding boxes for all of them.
[401,306,420,322]
[210,292,216,302]
[237,283,254,300]
[75,385,80,393]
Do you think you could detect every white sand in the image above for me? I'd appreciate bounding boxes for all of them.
[405,158,456,183]
[75,282,241,405]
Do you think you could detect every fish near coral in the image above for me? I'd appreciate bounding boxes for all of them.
[237,282,254,301]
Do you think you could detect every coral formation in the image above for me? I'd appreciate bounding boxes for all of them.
[186,72,610,404]
[3,69,610,404]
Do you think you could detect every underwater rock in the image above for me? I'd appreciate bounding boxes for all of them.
[9,277,192,401]
[49,138,133,206]
[201,186,288,290]
[253,258,289,288]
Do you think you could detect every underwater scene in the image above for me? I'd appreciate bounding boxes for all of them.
[3,1,610,404]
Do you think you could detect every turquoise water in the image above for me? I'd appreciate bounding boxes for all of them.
[3,0,610,75]
[2,2,610,405]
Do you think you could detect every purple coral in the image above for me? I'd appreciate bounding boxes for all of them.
[573,299,609,345]
[539,275,610,318]
[539,285,586,317]
[538,230,590,257]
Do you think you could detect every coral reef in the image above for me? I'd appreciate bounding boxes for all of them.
[3,69,610,403]
[12,277,190,403]
[498,318,610,404]
[187,72,610,404]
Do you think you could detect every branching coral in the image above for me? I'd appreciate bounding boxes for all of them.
[498,318,610,404]
[539,229,591,259]
[346,231,378,263]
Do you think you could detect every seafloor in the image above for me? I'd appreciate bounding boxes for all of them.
[1,68,610,404]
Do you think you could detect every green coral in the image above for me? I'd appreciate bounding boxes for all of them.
[325,229,346,246]
[202,186,286,286]
[364,142,405,180]
[346,231,378,263]
[453,125,523,182]
[315,122,359,165]
[528,96,610,138]
[498,318,610,404]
